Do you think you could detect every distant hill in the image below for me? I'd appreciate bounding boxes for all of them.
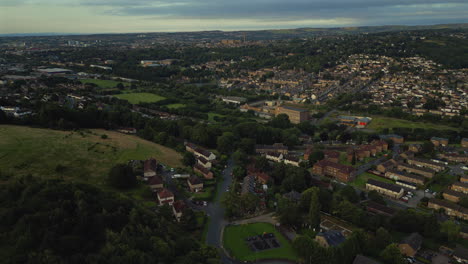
[1,23,467,39]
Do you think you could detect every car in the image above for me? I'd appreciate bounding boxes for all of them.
[462,166,468,171]
[203,201,208,206]
[425,189,430,193]
[433,192,437,196]
[170,168,175,172]
[408,191,414,196]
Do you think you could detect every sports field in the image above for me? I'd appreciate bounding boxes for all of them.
[0,125,182,183]
[367,116,459,131]
[223,223,297,261]
[114,93,166,104]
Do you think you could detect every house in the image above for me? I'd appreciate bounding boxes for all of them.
[193,164,214,179]
[461,176,468,184]
[431,137,449,147]
[253,172,270,185]
[312,159,356,182]
[148,175,163,190]
[143,158,158,177]
[377,159,397,173]
[397,163,435,178]
[284,155,300,167]
[324,150,340,163]
[409,144,422,153]
[438,153,468,163]
[275,106,309,124]
[353,255,381,264]
[172,200,186,221]
[385,169,425,185]
[462,138,468,148]
[242,175,256,195]
[453,245,468,263]
[187,175,203,192]
[366,201,396,217]
[304,147,313,160]
[185,142,216,161]
[265,152,283,162]
[366,179,404,199]
[197,156,212,169]
[406,157,446,172]
[443,189,466,203]
[157,188,174,206]
[400,151,415,159]
[315,230,346,248]
[398,233,423,257]
[428,199,468,220]
[396,180,417,190]
[452,182,468,194]
[255,143,289,154]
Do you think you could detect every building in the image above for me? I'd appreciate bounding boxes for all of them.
[265,152,283,162]
[377,159,397,173]
[221,96,247,104]
[148,176,163,190]
[172,200,186,221]
[453,246,468,263]
[312,160,356,183]
[197,156,212,169]
[254,172,270,185]
[396,180,417,190]
[409,144,422,153]
[428,199,468,220]
[315,230,346,248]
[443,189,466,203]
[242,175,256,195]
[304,147,313,160]
[366,179,404,199]
[338,116,372,128]
[117,127,137,134]
[187,175,203,192]
[255,143,288,154]
[431,137,449,147]
[185,142,216,161]
[324,150,340,163]
[406,157,446,172]
[284,155,301,167]
[37,68,73,75]
[379,134,404,144]
[397,163,435,178]
[438,153,468,163]
[366,201,396,217]
[143,158,158,177]
[275,106,309,124]
[157,188,174,206]
[193,164,214,179]
[452,182,468,194]
[461,176,468,184]
[353,255,381,264]
[398,233,423,257]
[385,169,425,185]
[462,138,468,148]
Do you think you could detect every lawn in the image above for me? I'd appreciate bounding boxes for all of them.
[0,125,182,183]
[367,116,459,131]
[223,223,298,262]
[114,93,166,104]
[165,103,186,109]
[350,172,394,189]
[192,186,215,201]
[80,79,130,88]
[208,112,226,122]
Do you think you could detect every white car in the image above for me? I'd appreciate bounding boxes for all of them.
[462,166,468,171]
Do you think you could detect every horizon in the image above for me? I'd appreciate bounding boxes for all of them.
[1,0,468,34]
[1,22,468,37]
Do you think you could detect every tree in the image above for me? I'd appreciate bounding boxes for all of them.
[116,83,124,90]
[340,185,359,203]
[351,152,356,165]
[368,190,386,205]
[308,187,321,230]
[380,244,406,264]
[440,220,460,242]
[182,152,196,167]
[217,132,235,154]
[270,114,292,129]
[308,150,324,164]
[374,227,393,251]
[108,164,136,189]
[459,197,468,208]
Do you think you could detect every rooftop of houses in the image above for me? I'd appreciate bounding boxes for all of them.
[367,179,403,193]
[316,230,346,247]
[400,233,423,251]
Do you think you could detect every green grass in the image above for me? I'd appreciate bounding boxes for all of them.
[80,79,130,88]
[367,116,459,131]
[350,172,394,189]
[0,125,182,183]
[114,93,166,104]
[426,172,457,192]
[192,186,215,201]
[223,223,298,262]
[165,103,186,109]
[208,113,226,122]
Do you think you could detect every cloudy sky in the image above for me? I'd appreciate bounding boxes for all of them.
[1,0,468,34]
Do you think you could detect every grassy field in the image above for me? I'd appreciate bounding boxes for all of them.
[0,125,182,183]
[350,172,394,189]
[208,112,226,122]
[367,116,459,131]
[223,223,298,262]
[114,93,166,104]
[80,79,130,88]
[165,103,186,109]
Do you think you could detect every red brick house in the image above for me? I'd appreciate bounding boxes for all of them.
[143,158,158,177]
[157,188,174,206]
[193,164,214,179]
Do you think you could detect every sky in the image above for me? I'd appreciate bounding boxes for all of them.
[1,0,468,34]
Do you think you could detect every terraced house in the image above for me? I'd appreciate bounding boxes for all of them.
[397,162,435,178]
[312,159,356,182]
[366,179,404,199]
[428,199,468,220]
[406,157,446,172]
[385,169,425,185]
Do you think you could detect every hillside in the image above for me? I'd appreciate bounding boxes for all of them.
[0,125,182,183]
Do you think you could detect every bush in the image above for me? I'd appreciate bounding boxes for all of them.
[101,134,108,139]
[108,164,136,189]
